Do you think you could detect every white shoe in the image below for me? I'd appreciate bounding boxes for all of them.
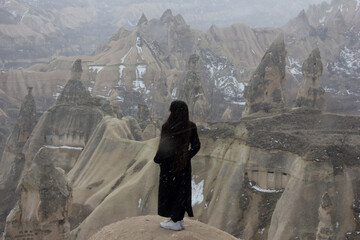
[179,220,184,229]
[160,219,171,225]
[160,220,182,231]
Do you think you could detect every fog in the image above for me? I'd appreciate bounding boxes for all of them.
[106,0,331,29]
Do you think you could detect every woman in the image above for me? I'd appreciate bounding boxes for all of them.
[154,100,201,231]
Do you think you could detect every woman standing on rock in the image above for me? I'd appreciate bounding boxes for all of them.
[154,100,201,231]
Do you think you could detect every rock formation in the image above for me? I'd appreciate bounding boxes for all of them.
[0,59,117,232]
[136,104,151,128]
[3,147,72,240]
[221,106,233,122]
[67,107,360,240]
[89,215,239,240]
[56,59,91,105]
[243,35,286,116]
[137,13,148,26]
[0,87,36,231]
[296,48,326,110]
[316,193,334,240]
[179,54,210,122]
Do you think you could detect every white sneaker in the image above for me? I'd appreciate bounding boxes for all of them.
[179,220,184,229]
[160,220,182,231]
[160,219,171,225]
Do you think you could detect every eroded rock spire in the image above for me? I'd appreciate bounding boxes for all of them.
[243,34,286,116]
[296,48,326,110]
[3,148,72,240]
[179,54,209,122]
[17,87,37,143]
[56,59,91,105]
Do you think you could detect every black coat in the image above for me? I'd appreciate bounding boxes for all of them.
[154,122,200,221]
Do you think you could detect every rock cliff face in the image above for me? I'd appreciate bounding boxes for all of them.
[3,147,72,240]
[243,35,286,115]
[296,48,326,110]
[0,59,119,233]
[63,106,360,240]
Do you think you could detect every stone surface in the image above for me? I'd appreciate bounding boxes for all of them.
[296,48,326,110]
[2,147,72,240]
[88,215,239,240]
[243,34,286,116]
[179,54,210,122]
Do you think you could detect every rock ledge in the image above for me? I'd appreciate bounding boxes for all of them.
[89,215,239,240]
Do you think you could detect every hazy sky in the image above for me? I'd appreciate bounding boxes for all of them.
[112,0,332,29]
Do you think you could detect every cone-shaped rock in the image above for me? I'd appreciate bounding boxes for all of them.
[179,54,209,122]
[137,13,148,26]
[0,88,36,231]
[71,58,83,80]
[295,48,326,110]
[3,147,72,240]
[16,87,37,143]
[243,35,286,116]
[56,59,91,105]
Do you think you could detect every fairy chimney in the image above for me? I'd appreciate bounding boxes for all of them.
[243,35,286,115]
[295,48,326,110]
[179,54,210,122]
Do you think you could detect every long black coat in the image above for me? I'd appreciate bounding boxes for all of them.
[154,121,200,221]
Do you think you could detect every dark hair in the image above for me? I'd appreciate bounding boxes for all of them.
[160,100,191,170]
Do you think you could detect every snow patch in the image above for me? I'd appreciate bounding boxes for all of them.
[249,182,283,193]
[121,47,133,64]
[118,65,125,86]
[136,65,146,79]
[89,66,104,73]
[88,87,93,93]
[338,4,343,12]
[172,88,177,99]
[136,37,144,60]
[138,198,142,208]
[192,177,204,206]
[329,46,360,78]
[356,0,360,11]
[115,96,124,102]
[319,16,326,24]
[288,57,302,75]
[326,6,333,13]
[53,92,60,99]
[44,145,83,150]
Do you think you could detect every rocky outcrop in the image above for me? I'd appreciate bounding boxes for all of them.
[136,103,151,129]
[89,215,239,240]
[3,147,72,240]
[316,193,334,240]
[296,48,326,110]
[179,54,210,122]
[56,59,92,105]
[0,87,36,231]
[221,106,233,122]
[0,59,117,232]
[243,35,286,116]
[66,108,360,240]
[137,13,148,26]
